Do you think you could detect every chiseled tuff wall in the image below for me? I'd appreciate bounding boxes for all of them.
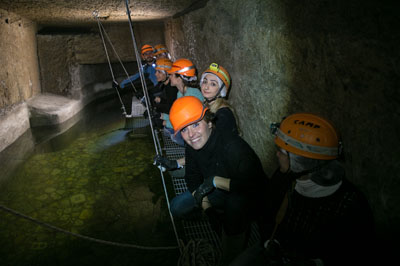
[37,21,165,99]
[0,9,40,110]
[165,0,400,240]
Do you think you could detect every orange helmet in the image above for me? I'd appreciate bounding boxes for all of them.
[141,44,154,55]
[155,58,172,71]
[154,44,169,56]
[169,96,208,134]
[202,63,231,89]
[168,58,196,77]
[271,113,341,160]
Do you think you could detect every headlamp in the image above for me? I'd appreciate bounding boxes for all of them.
[208,63,230,87]
[270,122,280,135]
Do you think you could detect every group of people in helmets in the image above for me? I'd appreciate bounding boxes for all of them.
[119,44,375,266]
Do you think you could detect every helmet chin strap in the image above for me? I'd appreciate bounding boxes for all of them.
[204,85,225,103]
[162,74,169,83]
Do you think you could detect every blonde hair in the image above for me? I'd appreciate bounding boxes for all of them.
[207,98,242,135]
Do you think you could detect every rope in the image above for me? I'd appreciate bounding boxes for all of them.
[124,0,182,253]
[0,204,178,250]
[95,15,139,95]
[92,2,182,254]
[93,10,128,116]
[177,239,220,266]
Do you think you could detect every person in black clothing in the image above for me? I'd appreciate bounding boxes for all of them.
[158,96,268,265]
[145,58,178,128]
[230,113,375,266]
[200,63,239,136]
[153,63,239,170]
[152,58,177,114]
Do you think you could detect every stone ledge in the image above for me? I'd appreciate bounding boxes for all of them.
[27,93,83,127]
[0,102,30,153]
[0,81,115,153]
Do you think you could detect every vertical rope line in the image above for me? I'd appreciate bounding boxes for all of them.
[97,22,138,95]
[93,11,126,116]
[124,0,182,253]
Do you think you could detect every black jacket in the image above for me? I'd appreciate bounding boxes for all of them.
[184,128,268,202]
[262,169,376,266]
[152,82,177,114]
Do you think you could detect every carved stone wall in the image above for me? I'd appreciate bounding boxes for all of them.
[37,21,165,99]
[165,0,400,241]
[0,9,40,109]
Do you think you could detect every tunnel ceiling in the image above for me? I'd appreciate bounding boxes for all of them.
[0,0,195,26]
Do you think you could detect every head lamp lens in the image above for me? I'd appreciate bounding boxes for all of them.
[270,122,280,135]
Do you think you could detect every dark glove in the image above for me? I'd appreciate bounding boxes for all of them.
[151,111,161,120]
[153,155,179,171]
[143,109,149,118]
[112,81,120,90]
[134,91,143,100]
[193,176,215,206]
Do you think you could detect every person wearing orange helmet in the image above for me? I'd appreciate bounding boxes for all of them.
[231,113,375,266]
[152,58,177,112]
[154,63,239,171]
[144,58,178,128]
[119,44,158,89]
[200,63,239,136]
[158,96,268,265]
[153,44,171,60]
[158,58,204,146]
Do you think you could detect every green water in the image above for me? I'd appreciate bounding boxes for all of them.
[0,101,179,266]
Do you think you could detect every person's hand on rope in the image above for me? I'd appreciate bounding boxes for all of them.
[150,111,163,129]
[140,96,147,107]
[153,155,182,172]
[193,176,216,206]
[134,90,144,100]
[151,111,161,120]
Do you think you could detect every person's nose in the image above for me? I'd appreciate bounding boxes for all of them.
[187,127,195,138]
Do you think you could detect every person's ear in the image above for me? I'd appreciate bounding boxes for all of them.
[208,122,212,129]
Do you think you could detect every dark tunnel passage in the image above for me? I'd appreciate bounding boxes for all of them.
[0,0,399,265]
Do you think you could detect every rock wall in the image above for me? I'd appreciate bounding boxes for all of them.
[165,0,400,240]
[37,21,165,99]
[0,9,40,110]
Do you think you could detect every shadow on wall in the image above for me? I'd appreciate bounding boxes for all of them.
[165,0,400,248]
[280,0,400,244]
